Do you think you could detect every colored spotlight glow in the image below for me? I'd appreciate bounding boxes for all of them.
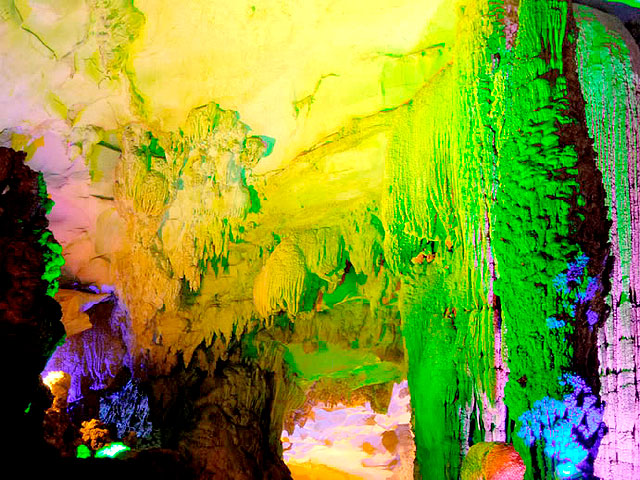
[556,461,580,478]
[95,443,130,459]
[76,445,92,459]
[42,370,66,390]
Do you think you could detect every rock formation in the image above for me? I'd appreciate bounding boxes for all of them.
[0,146,65,463]
[461,442,525,480]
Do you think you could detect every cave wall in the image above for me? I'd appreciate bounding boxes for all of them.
[0,146,65,460]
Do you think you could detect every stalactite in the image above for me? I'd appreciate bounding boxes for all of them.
[110,103,275,367]
[574,6,640,478]
[292,228,345,282]
[253,240,308,319]
[454,0,509,446]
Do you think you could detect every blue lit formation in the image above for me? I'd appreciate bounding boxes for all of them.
[518,375,605,478]
[550,255,601,328]
[99,379,152,439]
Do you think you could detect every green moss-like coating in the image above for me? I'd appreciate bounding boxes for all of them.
[382,1,607,478]
[35,171,65,297]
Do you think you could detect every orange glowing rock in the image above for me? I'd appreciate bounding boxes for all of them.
[445,237,453,251]
[411,252,436,265]
[411,252,426,264]
[381,430,399,454]
[361,441,376,455]
[461,442,525,480]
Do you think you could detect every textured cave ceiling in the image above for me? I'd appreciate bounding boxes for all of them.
[1,0,455,287]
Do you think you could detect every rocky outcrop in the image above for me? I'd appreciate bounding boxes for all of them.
[44,294,128,403]
[0,147,65,461]
[148,339,293,479]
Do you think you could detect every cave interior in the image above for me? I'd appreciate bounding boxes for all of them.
[1,0,640,479]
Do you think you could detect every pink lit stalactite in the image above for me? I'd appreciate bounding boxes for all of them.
[626,70,640,477]
[482,213,508,443]
[596,71,640,478]
[574,6,640,478]
[595,66,640,480]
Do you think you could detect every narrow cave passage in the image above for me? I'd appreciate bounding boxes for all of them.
[281,381,415,479]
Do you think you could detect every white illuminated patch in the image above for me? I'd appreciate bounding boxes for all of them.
[282,381,414,479]
[42,370,66,390]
